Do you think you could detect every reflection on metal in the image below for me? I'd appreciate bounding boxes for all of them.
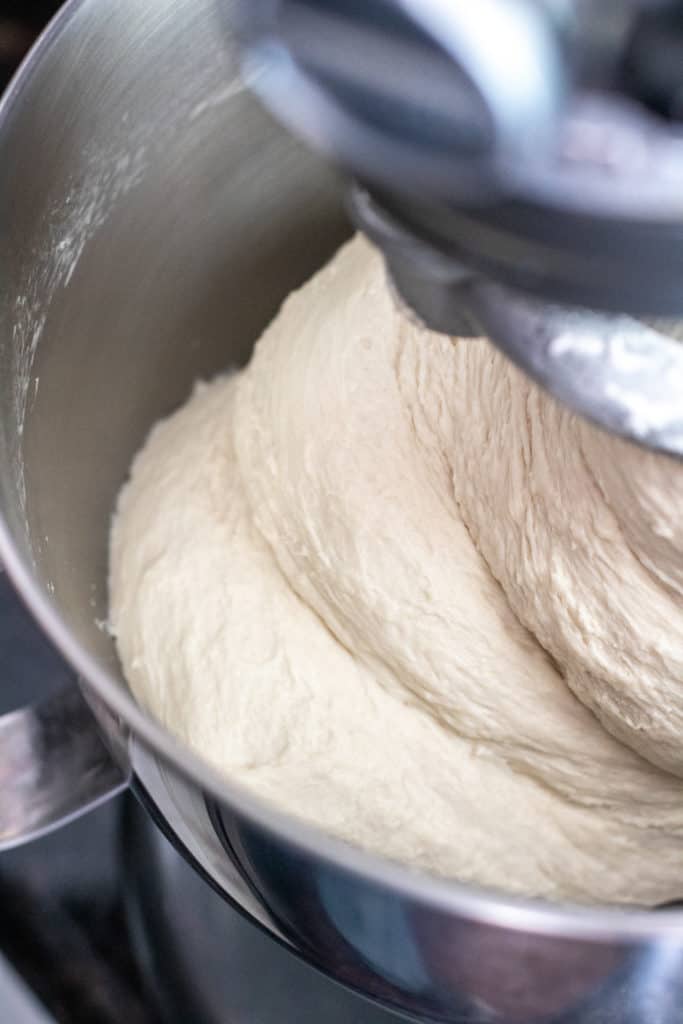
[0,1,682,1020]
[352,186,683,458]
[0,956,54,1024]
[0,687,128,850]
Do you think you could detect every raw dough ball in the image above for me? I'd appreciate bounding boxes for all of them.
[110,235,683,905]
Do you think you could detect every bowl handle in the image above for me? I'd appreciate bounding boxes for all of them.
[0,687,129,849]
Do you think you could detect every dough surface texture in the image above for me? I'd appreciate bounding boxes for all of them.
[110,235,683,905]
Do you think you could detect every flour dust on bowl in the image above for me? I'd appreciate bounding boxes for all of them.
[1,1,683,1022]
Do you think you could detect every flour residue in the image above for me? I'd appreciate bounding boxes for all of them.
[9,72,229,527]
[11,138,149,530]
[8,36,247,558]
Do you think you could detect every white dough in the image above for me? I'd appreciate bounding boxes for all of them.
[447,343,683,777]
[110,235,683,905]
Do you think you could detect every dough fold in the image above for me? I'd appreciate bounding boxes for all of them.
[110,235,683,905]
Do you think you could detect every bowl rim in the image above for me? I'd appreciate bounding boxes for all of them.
[2,0,683,943]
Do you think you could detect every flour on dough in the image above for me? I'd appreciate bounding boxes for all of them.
[110,235,683,905]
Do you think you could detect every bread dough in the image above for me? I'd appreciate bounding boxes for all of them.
[447,356,683,776]
[110,235,683,905]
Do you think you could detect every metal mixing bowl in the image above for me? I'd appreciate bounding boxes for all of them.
[1,1,683,1021]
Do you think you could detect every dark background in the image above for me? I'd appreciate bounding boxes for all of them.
[0,2,61,88]
[0,572,158,1024]
[0,577,157,1024]
[0,5,160,1021]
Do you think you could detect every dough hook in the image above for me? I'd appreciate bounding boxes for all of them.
[233,0,683,458]
[351,186,683,458]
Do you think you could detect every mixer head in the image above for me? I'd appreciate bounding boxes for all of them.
[233,0,683,456]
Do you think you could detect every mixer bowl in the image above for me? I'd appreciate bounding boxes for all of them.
[2,1,683,1021]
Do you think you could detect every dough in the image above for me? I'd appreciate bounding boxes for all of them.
[448,343,683,777]
[110,235,683,905]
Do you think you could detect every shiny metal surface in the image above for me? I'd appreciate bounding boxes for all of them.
[0,956,54,1024]
[236,1,683,222]
[1,1,683,1021]
[0,688,127,850]
[235,0,566,200]
[351,187,683,458]
[239,0,683,458]
[121,794,408,1023]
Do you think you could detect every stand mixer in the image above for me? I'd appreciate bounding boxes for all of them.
[234,0,683,456]
[4,1,683,1021]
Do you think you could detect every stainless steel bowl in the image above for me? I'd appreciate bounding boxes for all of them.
[1,2,683,1021]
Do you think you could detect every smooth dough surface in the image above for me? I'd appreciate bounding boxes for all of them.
[110,235,683,905]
